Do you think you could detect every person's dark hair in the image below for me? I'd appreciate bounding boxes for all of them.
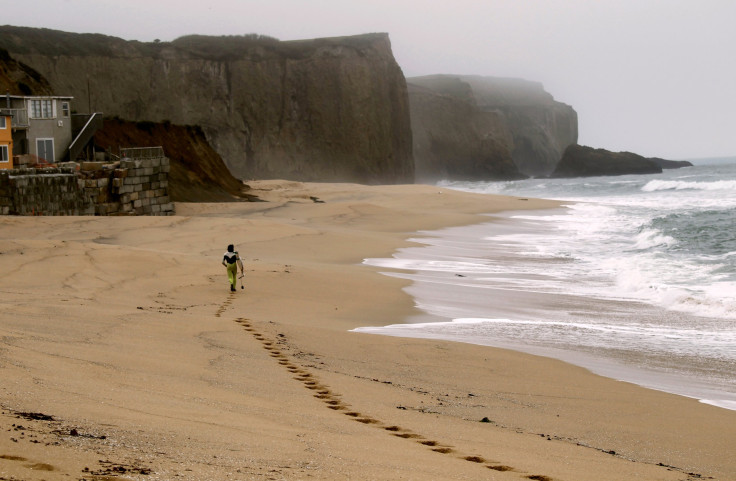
[227,244,234,252]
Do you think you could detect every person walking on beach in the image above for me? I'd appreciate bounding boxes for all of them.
[222,244,244,292]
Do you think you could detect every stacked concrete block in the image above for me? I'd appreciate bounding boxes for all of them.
[0,167,90,215]
[78,163,114,215]
[0,171,11,215]
[112,157,174,215]
[0,155,175,216]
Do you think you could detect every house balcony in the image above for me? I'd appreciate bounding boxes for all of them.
[0,108,30,128]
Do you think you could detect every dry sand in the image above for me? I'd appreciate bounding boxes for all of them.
[1,181,734,481]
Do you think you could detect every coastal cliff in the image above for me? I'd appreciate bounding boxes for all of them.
[408,75,578,178]
[408,81,522,182]
[0,27,414,184]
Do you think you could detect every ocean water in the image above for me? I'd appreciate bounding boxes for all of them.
[356,157,736,410]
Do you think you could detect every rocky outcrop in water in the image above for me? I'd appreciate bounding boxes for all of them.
[408,75,577,178]
[550,144,665,178]
[0,27,414,184]
[649,158,694,169]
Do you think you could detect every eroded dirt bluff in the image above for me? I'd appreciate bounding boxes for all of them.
[94,118,253,202]
[0,27,414,184]
[0,47,52,95]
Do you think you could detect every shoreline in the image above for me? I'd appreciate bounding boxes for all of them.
[355,322,736,412]
[357,208,736,413]
[1,181,734,480]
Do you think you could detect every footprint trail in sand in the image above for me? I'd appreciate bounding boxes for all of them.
[225,310,555,481]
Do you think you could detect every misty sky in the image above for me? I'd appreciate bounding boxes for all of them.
[5,0,735,159]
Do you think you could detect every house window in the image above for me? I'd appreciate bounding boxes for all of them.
[0,117,6,129]
[0,145,9,163]
[30,99,54,119]
[36,138,54,162]
[61,102,70,117]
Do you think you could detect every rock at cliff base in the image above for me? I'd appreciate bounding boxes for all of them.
[551,144,663,178]
[650,158,694,169]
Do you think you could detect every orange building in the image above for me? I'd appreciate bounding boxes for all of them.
[0,111,12,169]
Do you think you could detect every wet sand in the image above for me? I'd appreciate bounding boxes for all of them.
[1,181,735,480]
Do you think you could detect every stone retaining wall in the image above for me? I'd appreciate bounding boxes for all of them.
[0,167,84,215]
[0,156,174,216]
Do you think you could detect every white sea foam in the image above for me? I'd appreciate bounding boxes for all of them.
[663,283,736,319]
[357,316,736,354]
[642,179,736,192]
[632,229,677,249]
[701,399,736,410]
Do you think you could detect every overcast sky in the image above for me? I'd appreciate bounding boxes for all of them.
[5,0,735,159]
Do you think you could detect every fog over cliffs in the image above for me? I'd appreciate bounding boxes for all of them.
[408,75,577,180]
[1,26,581,182]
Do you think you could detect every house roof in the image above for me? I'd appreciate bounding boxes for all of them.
[4,94,74,100]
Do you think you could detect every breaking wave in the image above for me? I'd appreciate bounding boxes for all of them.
[642,179,736,192]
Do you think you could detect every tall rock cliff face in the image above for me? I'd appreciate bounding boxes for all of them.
[409,75,578,178]
[0,27,414,184]
[408,82,521,181]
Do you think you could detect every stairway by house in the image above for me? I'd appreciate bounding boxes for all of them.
[69,112,103,161]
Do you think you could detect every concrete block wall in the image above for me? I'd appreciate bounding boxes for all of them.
[111,157,173,215]
[0,156,174,216]
[0,167,87,215]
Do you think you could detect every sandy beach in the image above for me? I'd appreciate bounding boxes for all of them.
[1,181,734,481]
